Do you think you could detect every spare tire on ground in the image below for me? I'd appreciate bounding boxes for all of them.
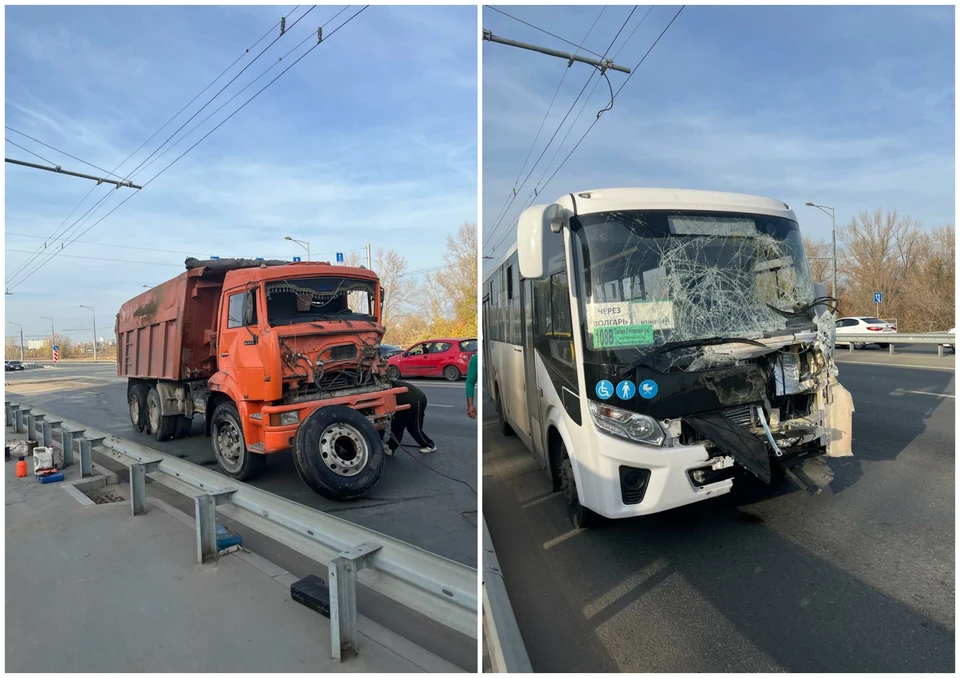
[292,405,385,500]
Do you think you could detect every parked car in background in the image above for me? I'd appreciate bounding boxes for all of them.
[5,360,24,371]
[379,344,403,359]
[386,338,477,381]
[834,316,898,349]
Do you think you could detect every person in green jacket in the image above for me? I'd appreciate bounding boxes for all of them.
[465,353,478,419]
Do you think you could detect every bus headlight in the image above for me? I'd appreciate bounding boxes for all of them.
[588,401,664,446]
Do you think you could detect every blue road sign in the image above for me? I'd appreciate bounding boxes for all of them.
[336,252,344,263]
[638,379,659,400]
[210,256,219,260]
[616,380,636,400]
[874,291,882,304]
[52,345,59,352]
[256,257,264,261]
[292,256,301,263]
[595,380,613,400]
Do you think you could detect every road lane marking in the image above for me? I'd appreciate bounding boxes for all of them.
[522,492,562,509]
[542,528,582,550]
[836,360,955,373]
[428,404,454,408]
[893,389,955,399]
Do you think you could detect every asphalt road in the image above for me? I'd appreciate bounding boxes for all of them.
[5,364,478,567]
[483,358,955,672]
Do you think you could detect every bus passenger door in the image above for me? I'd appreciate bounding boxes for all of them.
[521,278,546,467]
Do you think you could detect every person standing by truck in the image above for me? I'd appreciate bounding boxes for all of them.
[465,353,477,419]
[386,379,437,455]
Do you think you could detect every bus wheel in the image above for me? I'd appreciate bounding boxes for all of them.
[495,388,514,436]
[293,405,385,500]
[128,384,149,434]
[560,453,598,529]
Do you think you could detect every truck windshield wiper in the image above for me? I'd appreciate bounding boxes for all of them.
[618,336,768,376]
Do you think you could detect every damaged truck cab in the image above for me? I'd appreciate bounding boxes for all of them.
[483,188,854,527]
[116,257,407,500]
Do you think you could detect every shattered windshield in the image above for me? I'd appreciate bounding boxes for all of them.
[265,277,377,326]
[571,210,815,366]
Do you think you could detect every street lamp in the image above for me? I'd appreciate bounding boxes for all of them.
[284,235,310,261]
[8,322,24,362]
[805,202,838,301]
[80,305,97,361]
[40,316,55,365]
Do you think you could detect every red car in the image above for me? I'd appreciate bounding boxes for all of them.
[386,338,477,381]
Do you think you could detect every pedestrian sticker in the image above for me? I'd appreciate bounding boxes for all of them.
[595,380,613,400]
[638,379,659,399]
[616,380,636,400]
[593,324,655,349]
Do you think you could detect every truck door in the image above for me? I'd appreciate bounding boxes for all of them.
[218,287,266,401]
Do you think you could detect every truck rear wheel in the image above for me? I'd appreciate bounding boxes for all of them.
[146,387,176,441]
[293,405,384,500]
[128,384,149,434]
[211,402,265,480]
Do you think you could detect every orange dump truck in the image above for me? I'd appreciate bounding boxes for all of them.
[116,257,407,500]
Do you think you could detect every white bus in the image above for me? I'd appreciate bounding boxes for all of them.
[483,188,854,527]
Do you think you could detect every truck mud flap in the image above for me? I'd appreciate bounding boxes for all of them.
[686,411,772,484]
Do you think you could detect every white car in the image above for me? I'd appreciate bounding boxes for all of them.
[834,316,898,349]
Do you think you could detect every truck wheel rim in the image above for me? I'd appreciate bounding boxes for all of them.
[318,423,368,477]
[216,420,244,472]
[130,397,140,424]
[148,399,160,431]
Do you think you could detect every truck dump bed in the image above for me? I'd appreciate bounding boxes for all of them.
[116,269,224,381]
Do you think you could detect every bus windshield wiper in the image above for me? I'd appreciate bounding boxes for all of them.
[618,336,768,376]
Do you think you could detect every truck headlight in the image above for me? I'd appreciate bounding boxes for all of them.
[270,411,301,426]
[588,401,664,446]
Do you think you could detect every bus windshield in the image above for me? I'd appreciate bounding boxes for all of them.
[571,210,816,366]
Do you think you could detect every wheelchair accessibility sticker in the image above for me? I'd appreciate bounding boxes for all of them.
[596,380,614,400]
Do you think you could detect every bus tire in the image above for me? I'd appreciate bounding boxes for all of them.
[211,402,265,480]
[560,452,599,529]
[387,365,401,380]
[443,365,461,381]
[293,405,384,501]
[128,383,149,434]
[495,388,514,436]
[146,386,176,441]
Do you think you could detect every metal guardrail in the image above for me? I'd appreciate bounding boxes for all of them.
[5,401,478,661]
[482,517,532,673]
[836,332,955,357]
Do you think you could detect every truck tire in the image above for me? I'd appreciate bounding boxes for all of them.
[128,383,149,434]
[292,405,384,500]
[443,365,461,381]
[211,402,265,480]
[174,415,193,439]
[146,386,176,441]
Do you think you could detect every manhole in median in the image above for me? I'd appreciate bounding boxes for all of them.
[88,489,125,505]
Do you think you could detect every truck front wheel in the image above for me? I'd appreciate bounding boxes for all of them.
[293,405,385,500]
[211,402,265,480]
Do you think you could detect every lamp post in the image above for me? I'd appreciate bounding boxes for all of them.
[40,315,55,364]
[8,322,23,362]
[80,305,97,361]
[284,236,310,261]
[805,202,837,300]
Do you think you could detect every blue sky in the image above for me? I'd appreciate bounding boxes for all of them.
[482,5,955,272]
[4,5,477,343]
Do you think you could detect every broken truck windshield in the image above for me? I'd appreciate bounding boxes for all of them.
[571,210,816,365]
[265,277,377,326]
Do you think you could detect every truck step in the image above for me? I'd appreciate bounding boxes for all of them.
[248,442,265,454]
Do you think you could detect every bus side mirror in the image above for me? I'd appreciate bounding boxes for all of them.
[518,203,565,280]
[812,281,829,317]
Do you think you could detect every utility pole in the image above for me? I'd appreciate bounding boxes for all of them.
[805,202,838,301]
[80,305,97,361]
[40,315,55,365]
[366,243,372,269]
[482,30,633,73]
[8,322,24,362]
[4,158,143,189]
